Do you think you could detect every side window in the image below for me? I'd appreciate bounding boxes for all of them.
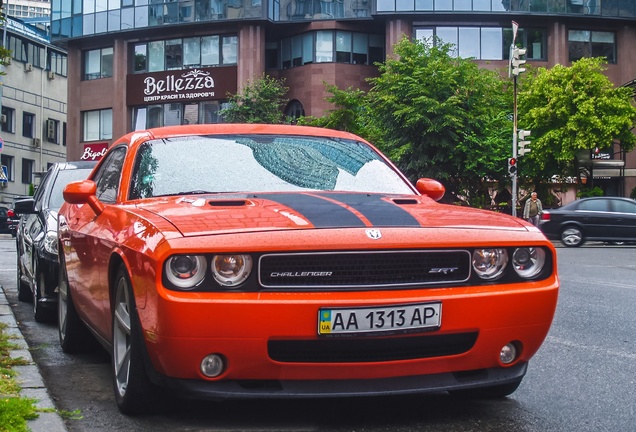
[612,200,636,214]
[32,169,53,211]
[92,147,127,203]
[578,199,608,212]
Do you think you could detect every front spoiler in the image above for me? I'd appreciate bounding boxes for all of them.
[153,362,528,400]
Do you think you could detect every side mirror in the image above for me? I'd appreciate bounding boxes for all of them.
[13,198,36,215]
[63,180,104,215]
[415,178,445,202]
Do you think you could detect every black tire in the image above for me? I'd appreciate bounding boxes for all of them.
[58,255,93,353]
[450,378,523,399]
[17,253,31,302]
[112,265,163,415]
[560,225,584,247]
[33,260,50,323]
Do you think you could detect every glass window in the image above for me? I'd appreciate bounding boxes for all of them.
[1,154,14,181]
[459,27,480,59]
[569,30,615,64]
[1,107,15,134]
[613,199,636,214]
[578,199,608,212]
[316,31,333,63]
[352,33,367,65]
[82,109,113,141]
[148,41,165,72]
[481,27,503,60]
[108,9,121,31]
[134,44,147,72]
[222,36,238,64]
[22,112,35,138]
[135,6,149,27]
[201,35,220,65]
[302,33,313,64]
[165,39,183,69]
[396,0,414,11]
[93,146,126,203]
[292,35,302,67]
[183,38,201,67]
[83,47,113,80]
[336,31,351,63]
[21,159,35,184]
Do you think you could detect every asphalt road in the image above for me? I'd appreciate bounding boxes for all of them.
[2,235,635,431]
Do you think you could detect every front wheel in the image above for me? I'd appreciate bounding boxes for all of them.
[58,256,92,353]
[561,226,584,247]
[17,253,31,302]
[33,260,54,323]
[112,265,163,415]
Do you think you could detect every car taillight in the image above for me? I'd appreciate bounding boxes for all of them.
[7,209,14,217]
[540,212,550,221]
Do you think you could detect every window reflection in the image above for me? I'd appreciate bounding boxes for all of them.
[129,135,414,199]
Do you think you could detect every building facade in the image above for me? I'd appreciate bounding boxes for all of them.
[0,16,68,205]
[49,0,636,197]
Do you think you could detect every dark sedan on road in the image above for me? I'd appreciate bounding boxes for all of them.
[539,196,636,247]
[0,206,10,234]
[14,161,97,321]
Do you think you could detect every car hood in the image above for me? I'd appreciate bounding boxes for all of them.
[134,192,528,237]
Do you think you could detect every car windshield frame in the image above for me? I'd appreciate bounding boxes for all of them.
[128,134,416,199]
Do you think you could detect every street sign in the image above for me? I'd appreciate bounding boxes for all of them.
[0,165,8,183]
[0,136,3,153]
[512,20,519,45]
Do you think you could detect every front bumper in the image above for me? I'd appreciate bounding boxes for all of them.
[156,361,528,400]
[137,277,558,396]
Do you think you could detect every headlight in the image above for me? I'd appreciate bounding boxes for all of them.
[165,255,207,290]
[472,248,508,280]
[211,255,252,287]
[44,231,58,255]
[512,247,546,279]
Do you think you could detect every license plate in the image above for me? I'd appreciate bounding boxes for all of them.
[318,302,441,335]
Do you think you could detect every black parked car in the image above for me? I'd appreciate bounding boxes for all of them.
[14,161,97,321]
[0,206,10,234]
[539,197,636,247]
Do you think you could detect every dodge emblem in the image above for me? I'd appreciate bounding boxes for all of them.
[365,229,382,240]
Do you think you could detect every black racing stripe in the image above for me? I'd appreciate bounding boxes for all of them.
[256,193,365,228]
[319,193,421,227]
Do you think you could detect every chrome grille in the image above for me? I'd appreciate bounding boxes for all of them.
[259,250,471,289]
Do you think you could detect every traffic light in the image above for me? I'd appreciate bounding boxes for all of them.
[518,129,531,155]
[511,47,527,76]
[508,157,517,176]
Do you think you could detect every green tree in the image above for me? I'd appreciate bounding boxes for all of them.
[220,74,289,124]
[298,84,370,137]
[364,37,512,204]
[517,57,636,185]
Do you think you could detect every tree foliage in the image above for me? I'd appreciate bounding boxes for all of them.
[364,37,512,203]
[517,57,636,181]
[220,74,289,124]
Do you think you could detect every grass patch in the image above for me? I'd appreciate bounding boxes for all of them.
[0,322,40,432]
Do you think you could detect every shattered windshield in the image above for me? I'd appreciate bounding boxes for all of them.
[129,134,415,199]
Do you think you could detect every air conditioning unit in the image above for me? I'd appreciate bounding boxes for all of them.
[24,63,33,72]
[47,71,55,80]
[0,114,6,124]
[46,119,56,140]
[33,137,41,147]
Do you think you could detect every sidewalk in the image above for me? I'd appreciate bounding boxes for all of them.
[0,282,68,432]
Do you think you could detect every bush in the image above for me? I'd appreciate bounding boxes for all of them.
[576,186,603,198]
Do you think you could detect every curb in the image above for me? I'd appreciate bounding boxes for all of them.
[0,284,68,432]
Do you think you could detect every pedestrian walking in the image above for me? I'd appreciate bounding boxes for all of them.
[523,191,543,227]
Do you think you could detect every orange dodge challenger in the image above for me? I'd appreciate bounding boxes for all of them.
[57,124,559,415]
